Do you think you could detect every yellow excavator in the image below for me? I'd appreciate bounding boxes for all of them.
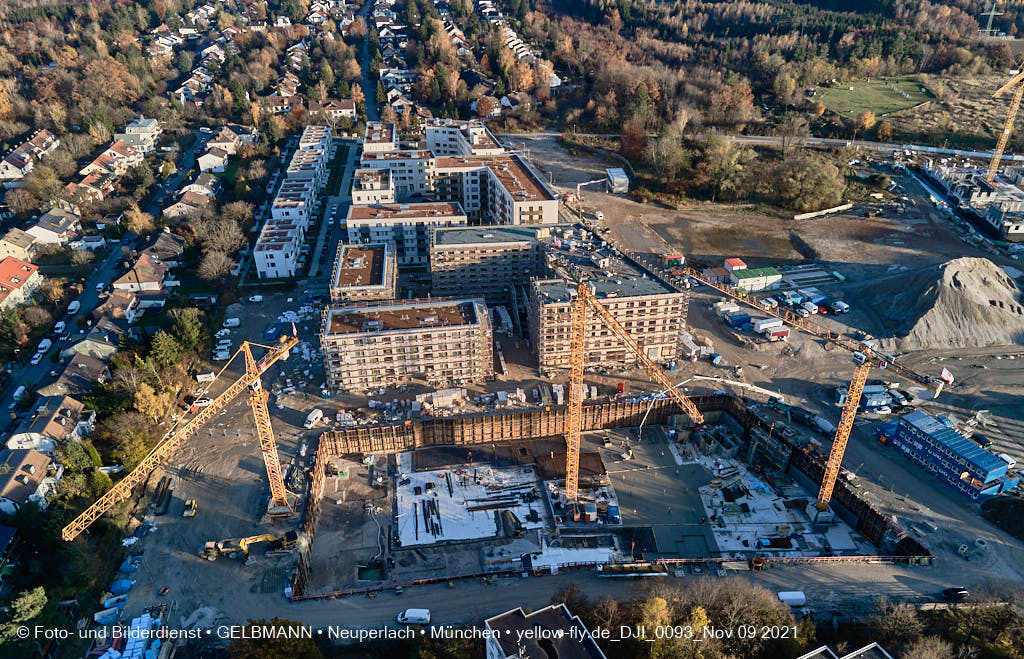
[198,531,298,562]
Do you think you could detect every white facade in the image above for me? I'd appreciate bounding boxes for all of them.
[346,202,468,266]
[351,168,396,205]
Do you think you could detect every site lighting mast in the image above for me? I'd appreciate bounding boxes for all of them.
[61,331,299,542]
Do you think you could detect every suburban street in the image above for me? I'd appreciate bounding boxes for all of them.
[357,0,381,123]
[0,238,134,430]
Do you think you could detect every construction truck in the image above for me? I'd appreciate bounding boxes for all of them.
[198,531,297,562]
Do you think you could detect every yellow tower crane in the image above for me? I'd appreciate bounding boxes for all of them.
[816,362,870,511]
[564,280,704,503]
[987,69,1024,182]
[62,331,299,542]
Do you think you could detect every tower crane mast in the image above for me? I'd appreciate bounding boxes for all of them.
[816,363,870,511]
[62,333,298,541]
[550,254,703,502]
[987,69,1024,182]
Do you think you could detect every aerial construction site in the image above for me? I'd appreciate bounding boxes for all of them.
[43,120,1024,656]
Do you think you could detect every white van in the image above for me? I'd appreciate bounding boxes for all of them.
[53,321,66,335]
[303,409,324,429]
[248,295,264,303]
[397,609,430,624]
[997,453,1017,470]
[801,301,819,315]
[222,318,240,328]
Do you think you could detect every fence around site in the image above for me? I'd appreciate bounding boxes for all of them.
[290,394,931,600]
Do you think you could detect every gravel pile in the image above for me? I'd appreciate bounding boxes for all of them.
[867,257,1024,351]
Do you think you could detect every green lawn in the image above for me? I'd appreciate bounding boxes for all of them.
[816,76,933,117]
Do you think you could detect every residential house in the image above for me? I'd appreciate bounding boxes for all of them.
[0,449,60,514]
[79,140,143,177]
[141,229,186,267]
[0,228,38,261]
[38,353,110,397]
[6,396,94,455]
[0,257,41,310]
[61,328,121,361]
[197,147,230,173]
[207,127,243,155]
[266,94,304,114]
[69,234,107,252]
[25,208,80,246]
[93,291,141,323]
[180,172,222,197]
[0,130,60,184]
[308,98,357,123]
[113,115,162,154]
[113,253,167,293]
[163,191,212,220]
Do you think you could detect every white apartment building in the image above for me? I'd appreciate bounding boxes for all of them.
[271,178,319,227]
[346,202,468,266]
[359,150,435,199]
[435,154,559,224]
[298,124,332,152]
[351,168,396,205]
[255,125,332,279]
[425,118,505,157]
[253,222,304,278]
[362,121,398,153]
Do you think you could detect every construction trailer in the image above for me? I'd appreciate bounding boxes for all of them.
[876,411,1020,501]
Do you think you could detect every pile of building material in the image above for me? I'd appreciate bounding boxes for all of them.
[862,257,1024,350]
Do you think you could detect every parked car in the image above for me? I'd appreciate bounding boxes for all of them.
[192,398,214,408]
[817,305,829,315]
[30,353,43,365]
[248,295,264,303]
[972,433,993,448]
[941,587,969,602]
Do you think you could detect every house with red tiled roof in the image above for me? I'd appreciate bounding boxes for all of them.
[0,257,40,310]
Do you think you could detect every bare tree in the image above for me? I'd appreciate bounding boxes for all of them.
[198,250,233,280]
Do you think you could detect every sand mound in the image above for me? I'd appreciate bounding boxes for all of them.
[862,257,1024,351]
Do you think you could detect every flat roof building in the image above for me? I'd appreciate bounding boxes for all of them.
[329,243,397,303]
[434,154,559,225]
[484,604,606,659]
[362,121,398,154]
[425,118,505,157]
[346,202,468,266]
[429,224,567,303]
[351,168,396,206]
[877,411,1019,501]
[529,237,685,373]
[320,298,493,391]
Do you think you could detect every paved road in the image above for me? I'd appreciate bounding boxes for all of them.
[358,1,381,122]
[0,131,206,427]
[498,131,1014,160]
[0,238,136,430]
[146,131,208,215]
